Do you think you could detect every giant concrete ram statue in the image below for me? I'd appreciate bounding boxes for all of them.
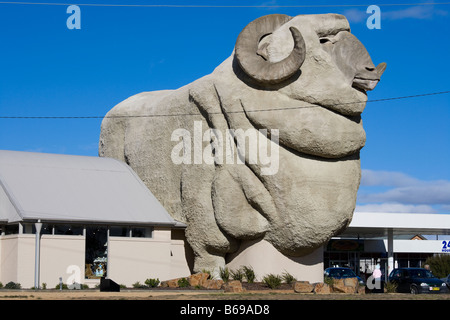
[99,13,386,274]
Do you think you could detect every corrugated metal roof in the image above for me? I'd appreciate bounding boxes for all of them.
[0,150,181,227]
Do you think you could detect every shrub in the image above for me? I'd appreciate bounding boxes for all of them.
[424,254,450,279]
[54,283,68,290]
[281,271,296,284]
[324,276,334,286]
[230,268,245,281]
[384,281,398,293]
[178,277,190,288]
[219,267,230,283]
[262,274,282,289]
[145,278,160,288]
[201,269,213,279]
[242,266,256,283]
[132,281,146,289]
[5,281,21,290]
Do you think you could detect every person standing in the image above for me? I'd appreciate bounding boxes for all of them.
[372,264,383,293]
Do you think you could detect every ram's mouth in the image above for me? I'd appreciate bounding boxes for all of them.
[352,78,379,91]
[352,62,387,92]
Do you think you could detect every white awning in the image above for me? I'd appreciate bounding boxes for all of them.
[342,211,450,238]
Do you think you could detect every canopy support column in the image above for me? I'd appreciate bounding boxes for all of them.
[34,220,42,289]
[387,228,394,281]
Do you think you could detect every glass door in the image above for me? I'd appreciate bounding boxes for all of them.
[85,226,108,279]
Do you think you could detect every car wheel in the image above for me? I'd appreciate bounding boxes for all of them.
[410,285,419,294]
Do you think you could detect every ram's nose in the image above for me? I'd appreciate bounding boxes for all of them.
[355,65,380,81]
[353,62,386,91]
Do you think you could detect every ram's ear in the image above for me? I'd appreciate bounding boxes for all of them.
[375,62,387,77]
[235,14,306,85]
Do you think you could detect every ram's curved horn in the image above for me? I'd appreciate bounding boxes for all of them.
[375,62,387,77]
[235,14,306,84]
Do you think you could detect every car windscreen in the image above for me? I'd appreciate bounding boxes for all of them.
[328,269,356,277]
[407,269,434,278]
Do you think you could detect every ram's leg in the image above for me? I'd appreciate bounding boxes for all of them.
[180,153,238,276]
[185,225,228,277]
[184,210,238,277]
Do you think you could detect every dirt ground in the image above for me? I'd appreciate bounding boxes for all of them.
[0,289,448,300]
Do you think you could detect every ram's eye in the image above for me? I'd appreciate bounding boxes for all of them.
[320,37,332,44]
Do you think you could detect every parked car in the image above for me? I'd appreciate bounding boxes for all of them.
[388,268,448,294]
[441,274,450,289]
[324,267,365,286]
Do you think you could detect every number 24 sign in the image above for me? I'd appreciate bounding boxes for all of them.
[443,241,450,253]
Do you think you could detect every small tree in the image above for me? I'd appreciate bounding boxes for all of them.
[5,281,21,289]
[132,281,145,289]
[145,278,160,288]
[424,254,450,279]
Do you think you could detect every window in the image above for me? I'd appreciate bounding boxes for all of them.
[109,226,153,238]
[19,223,83,235]
[131,227,153,238]
[5,224,19,235]
[110,226,129,237]
[41,224,53,235]
[22,223,34,234]
[391,269,402,279]
[54,224,83,235]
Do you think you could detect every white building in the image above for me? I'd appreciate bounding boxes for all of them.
[0,150,190,288]
[326,211,450,281]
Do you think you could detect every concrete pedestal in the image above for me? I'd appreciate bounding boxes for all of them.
[226,239,324,283]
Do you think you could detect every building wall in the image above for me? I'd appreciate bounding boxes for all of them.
[364,239,445,253]
[107,228,190,287]
[0,235,19,284]
[170,239,192,279]
[16,235,35,288]
[0,234,85,288]
[40,235,85,288]
[108,237,169,286]
[0,235,36,288]
[391,239,446,253]
[0,228,190,289]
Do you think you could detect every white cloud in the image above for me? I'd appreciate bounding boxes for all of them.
[357,169,450,214]
[383,4,447,20]
[358,179,450,205]
[355,203,437,214]
[360,169,419,187]
[343,4,448,23]
[342,8,366,23]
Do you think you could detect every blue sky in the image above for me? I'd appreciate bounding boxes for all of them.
[0,1,449,216]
